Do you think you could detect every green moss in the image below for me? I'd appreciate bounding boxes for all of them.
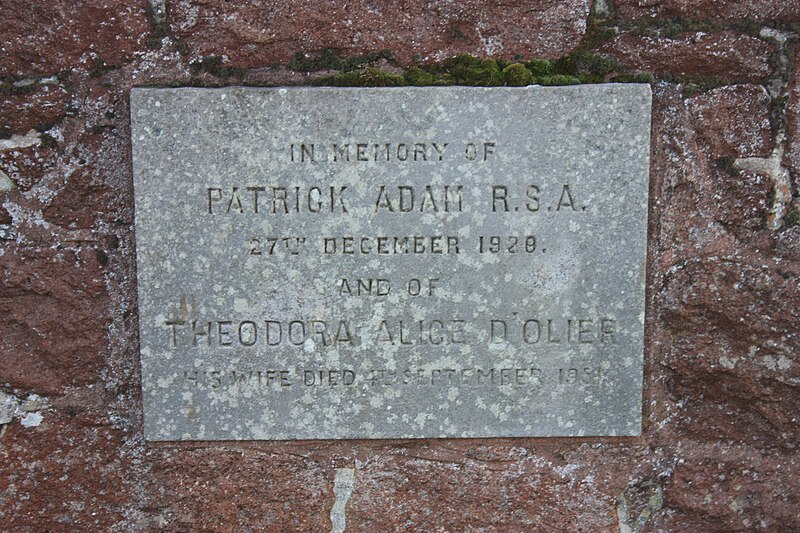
[40,132,59,149]
[189,56,247,78]
[447,24,467,41]
[289,49,394,72]
[501,63,534,86]
[0,82,38,96]
[611,72,654,84]
[769,95,788,143]
[538,75,581,86]
[89,58,116,78]
[525,59,554,77]
[403,66,438,86]
[576,52,619,76]
[441,54,501,86]
[175,36,732,90]
[715,156,741,177]
[144,0,168,47]
[314,68,405,87]
[300,53,651,88]
[581,17,617,49]
[552,55,578,76]
[622,16,720,38]
[679,75,731,97]
[174,39,190,56]
[145,36,164,50]
[784,203,800,227]
[582,73,607,83]
[769,19,800,36]
[289,49,344,71]
[546,50,622,83]
[729,18,764,37]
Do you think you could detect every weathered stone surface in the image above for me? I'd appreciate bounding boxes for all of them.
[599,32,775,82]
[0,142,57,192]
[0,0,149,78]
[661,255,800,444]
[785,51,800,195]
[0,245,109,394]
[168,0,591,66]
[42,163,114,229]
[649,84,800,454]
[131,85,651,440]
[0,401,132,529]
[649,84,776,263]
[687,85,772,159]
[1,1,799,530]
[143,447,332,530]
[648,444,800,532]
[0,84,68,137]
[614,0,800,23]
[344,445,636,531]
[0,85,65,195]
[641,84,800,532]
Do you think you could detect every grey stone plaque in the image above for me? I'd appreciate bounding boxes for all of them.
[131,85,651,441]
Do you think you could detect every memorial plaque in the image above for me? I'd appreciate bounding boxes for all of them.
[131,85,651,440]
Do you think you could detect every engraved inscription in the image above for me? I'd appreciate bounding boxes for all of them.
[132,86,651,440]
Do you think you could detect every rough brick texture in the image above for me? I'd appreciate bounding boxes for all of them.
[613,0,800,23]
[0,84,68,137]
[1,1,799,531]
[785,52,800,195]
[169,0,592,65]
[0,246,110,394]
[0,0,150,78]
[598,32,775,82]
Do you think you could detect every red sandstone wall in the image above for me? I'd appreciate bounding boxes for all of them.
[1,1,799,531]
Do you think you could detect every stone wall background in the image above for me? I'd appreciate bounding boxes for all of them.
[1,0,799,530]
